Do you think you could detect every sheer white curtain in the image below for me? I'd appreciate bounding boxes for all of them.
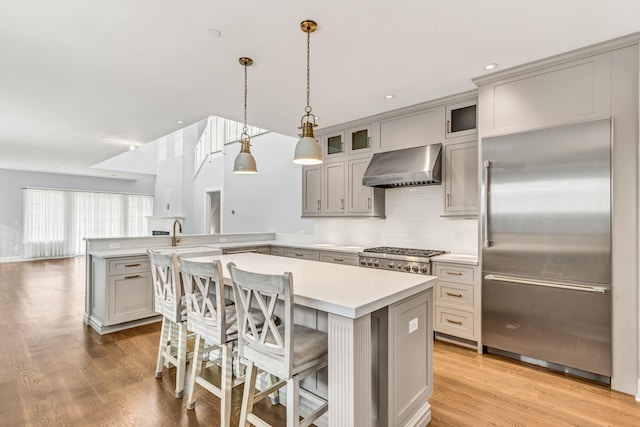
[23,188,153,258]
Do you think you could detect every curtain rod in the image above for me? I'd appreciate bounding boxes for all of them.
[22,186,154,197]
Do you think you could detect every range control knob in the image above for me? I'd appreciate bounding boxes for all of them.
[404,265,411,271]
[360,259,366,266]
[388,262,394,269]
[396,264,402,270]
[411,265,419,272]
[373,260,380,267]
[420,266,428,274]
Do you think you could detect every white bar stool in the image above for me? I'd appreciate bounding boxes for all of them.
[148,249,190,398]
[228,262,329,427]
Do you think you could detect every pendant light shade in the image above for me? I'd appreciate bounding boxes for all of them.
[234,139,257,173]
[233,57,257,174]
[293,20,323,166]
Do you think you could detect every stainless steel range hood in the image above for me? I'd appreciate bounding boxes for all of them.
[362,144,442,188]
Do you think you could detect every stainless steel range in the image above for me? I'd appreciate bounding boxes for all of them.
[358,247,446,275]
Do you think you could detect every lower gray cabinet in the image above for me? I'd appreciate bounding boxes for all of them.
[90,255,157,333]
[284,248,320,261]
[319,251,359,266]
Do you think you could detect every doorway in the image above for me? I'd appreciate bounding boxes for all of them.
[204,188,222,234]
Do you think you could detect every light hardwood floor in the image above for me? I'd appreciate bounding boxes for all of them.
[1,257,638,426]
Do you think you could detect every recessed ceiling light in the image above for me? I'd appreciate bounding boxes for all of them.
[208,28,222,38]
[129,145,136,151]
[484,63,498,70]
[102,136,110,140]
[177,120,184,124]
[385,94,395,99]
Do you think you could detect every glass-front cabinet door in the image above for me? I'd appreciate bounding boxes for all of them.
[348,125,372,155]
[323,131,345,159]
[445,99,477,139]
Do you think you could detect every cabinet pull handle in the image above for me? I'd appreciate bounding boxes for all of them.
[446,271,463,276]
[367,136,371,148]
[446,318,463,325]
[447,120,451,134]
[446,292,463,298]
[341,199,344,210]
[295,253,304,257]
[124,274,140,279]
[367,197,372,209]
[317,200,321,211]
[446,193,450,207]
[333,258,344,262]
[124,263,141,267]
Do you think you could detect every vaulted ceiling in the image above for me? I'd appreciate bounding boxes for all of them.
[2,0,640,178]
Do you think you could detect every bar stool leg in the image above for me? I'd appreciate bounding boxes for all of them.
[155,317,168,378]
[186,336,205,410]
[285,376,300,427]
[239,361,258,427]
[175,321,188,398]
[220,342,233,426]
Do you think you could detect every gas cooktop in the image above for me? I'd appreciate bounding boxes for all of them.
[358,247,447,274]
[362,247,447,258]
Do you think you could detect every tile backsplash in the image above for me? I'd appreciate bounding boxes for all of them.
[314,185,478,255]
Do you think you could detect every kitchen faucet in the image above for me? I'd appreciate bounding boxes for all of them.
[172,219,182,247]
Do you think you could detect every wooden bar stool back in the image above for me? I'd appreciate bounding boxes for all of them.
[228,262,329,427]
[147,249,190,398]
[177,256,243,426]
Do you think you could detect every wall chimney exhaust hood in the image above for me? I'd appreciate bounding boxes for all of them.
[362,144,442,188]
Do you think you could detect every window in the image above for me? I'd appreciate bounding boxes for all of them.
[23,188,153,258]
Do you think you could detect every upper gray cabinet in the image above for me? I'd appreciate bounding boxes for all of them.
[302,165,322,216]
[323,130,345,159]
[347,124,372,155]
[477,52,611,136]
[445,99,477,139]
[442,140,478,217]
[379,107,443,152]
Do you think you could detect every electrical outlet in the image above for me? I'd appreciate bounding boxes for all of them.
[408,318,419,334]
[109,243,121,249]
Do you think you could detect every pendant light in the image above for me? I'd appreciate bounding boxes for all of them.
[293,20,322,165]
[233,57,258,174]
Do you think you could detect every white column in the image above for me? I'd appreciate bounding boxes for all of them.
[328,312,372,427]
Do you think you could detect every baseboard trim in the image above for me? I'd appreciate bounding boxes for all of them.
[636,378,640,402]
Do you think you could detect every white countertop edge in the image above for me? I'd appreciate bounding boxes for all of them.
[431,254,478,265]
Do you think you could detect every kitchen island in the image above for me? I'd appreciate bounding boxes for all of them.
[190,252,437,427]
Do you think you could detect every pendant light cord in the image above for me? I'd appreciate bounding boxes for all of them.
[305,24,312,114]
[243,63,249,135]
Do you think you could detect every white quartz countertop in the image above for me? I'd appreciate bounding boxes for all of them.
[431,254,478,265]
[190,253,436,319]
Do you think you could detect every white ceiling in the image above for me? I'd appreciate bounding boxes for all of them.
[2,0,640,179]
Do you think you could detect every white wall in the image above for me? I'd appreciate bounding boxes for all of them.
[0,168,155,260]
[315,185,478,254]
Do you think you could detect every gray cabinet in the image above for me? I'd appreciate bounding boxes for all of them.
[347,124,372,155]
[379,107,443,152]
[319,251,359,266]
[323,161,346,214]
[322,130,345,159]
[284,248,320,261]
[347,157,385,216]
[442,139,478,217]
[302,165,322,216]
[445,99,477,139]
[90,255,157,334]
[270,246,285,257]
[433,262,481,352]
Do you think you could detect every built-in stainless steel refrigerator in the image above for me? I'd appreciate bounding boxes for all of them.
[481,118,612,380]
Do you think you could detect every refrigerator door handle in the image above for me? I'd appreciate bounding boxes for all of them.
[483,160,492,248]
[483,274,609,294]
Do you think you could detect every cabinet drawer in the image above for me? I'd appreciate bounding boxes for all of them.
[284,248,320,261]
[435,307,475,339]
[435,264,474,285]
[435,281,474,309]
[108,256,150,275]
[270,246,285,257]
[319,251,359,266]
